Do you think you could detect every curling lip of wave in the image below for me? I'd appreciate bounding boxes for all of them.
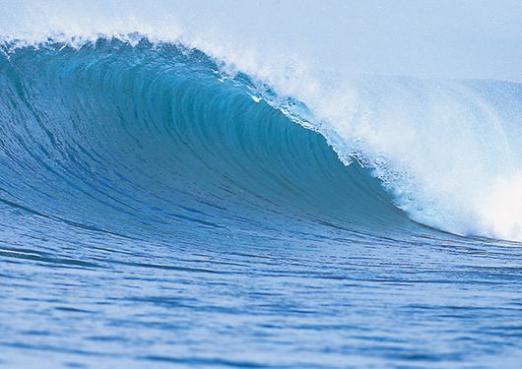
[0,36,521,243]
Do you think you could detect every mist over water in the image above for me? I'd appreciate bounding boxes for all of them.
[1,2,522,368]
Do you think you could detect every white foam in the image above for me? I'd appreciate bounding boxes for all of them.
[479,172,522,241]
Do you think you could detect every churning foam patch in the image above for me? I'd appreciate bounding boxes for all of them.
[480,171,522,242]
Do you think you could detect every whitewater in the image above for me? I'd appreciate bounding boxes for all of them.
[2,1,522,368]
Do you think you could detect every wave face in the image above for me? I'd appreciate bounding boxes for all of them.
[2,39,522,241]
[0,40,415,239]
[2,39,522,368]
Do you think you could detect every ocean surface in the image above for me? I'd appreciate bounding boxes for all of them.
[2,9,522,368]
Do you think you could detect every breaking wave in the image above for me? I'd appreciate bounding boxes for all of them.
[1,38,521,242]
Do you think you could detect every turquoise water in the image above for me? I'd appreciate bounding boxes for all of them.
[1,40,522,368]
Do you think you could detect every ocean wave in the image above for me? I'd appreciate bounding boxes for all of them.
[0,37,521,242]
[4,5,522,368]
[0,39,411,243]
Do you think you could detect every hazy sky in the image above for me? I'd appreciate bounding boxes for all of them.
[1,0,522,81]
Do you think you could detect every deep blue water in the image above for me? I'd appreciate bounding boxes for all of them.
[1,40,522,368]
